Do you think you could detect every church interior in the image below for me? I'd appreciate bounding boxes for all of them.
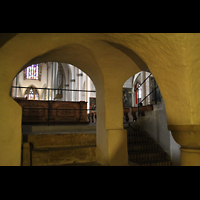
[1,33,200,166]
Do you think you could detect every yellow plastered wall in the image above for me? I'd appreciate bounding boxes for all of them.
[1,33,200,165]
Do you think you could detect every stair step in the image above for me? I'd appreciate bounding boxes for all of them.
[128,151,167,162]
[128,143,162,152]
[137,159,171,166]
[128,160,170,166]
[23,125,96,133]
[22,131,97,166]
[33,144,96,151]
[26,133,96,147]
[31,145,96,166]
[127,130,146,137]
[128,136,154,144]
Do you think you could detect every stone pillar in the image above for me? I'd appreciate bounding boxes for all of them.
[72,66,76,101]
[169,125,200,166]
[96,128,128,166]
[96,83,128,166]
[180,148,200,166]
[107,129,128,165]
[0,95,22,166]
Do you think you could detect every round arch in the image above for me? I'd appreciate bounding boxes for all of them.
[19,44,104,117]
[22,44,102,89]
[1,33,192,166]
[0,35,106,165]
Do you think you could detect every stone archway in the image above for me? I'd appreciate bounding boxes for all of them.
[0,37,106,165]
[2,33,200,166]
[0,34,175,165]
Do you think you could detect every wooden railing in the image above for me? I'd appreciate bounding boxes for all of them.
[123,105,154,123]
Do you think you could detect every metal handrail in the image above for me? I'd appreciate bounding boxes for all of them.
[139,86,158,105]
[137,86,158,117]
[12,86,97,126]
[11,86,96,93]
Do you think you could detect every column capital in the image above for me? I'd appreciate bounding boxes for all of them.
[168,125,200,149]
[168,125,200,132]
[168,125,200,165]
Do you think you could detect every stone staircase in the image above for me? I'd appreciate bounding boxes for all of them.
[22,125,98,166]
[126,125,171,166]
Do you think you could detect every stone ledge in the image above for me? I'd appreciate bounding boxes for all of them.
[168,125,200,149]
[180,148,200,153]
[168,125,200,132]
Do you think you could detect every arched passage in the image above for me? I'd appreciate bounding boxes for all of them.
[0,36,105,165]
[11,61,97,120]
[122,71,181,165]
[2,33,200,166]
[0,34,176,166]
[12,38,149,166]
